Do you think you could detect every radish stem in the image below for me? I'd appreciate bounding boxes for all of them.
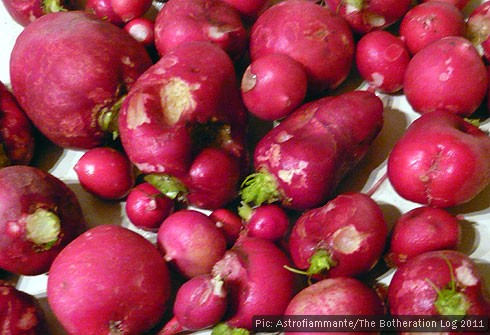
[144,174,187,202]
[25,208,61,249]
[240,171,281,207]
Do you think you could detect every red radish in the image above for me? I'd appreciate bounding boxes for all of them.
[221,0,269,18]
[287,192,388,280]
[324,0,412,35]
[124,17,155,47]
[399,1,466,55]
[0,81,35,167]
[388,250,490,320]
[74,146,135,200]
[47,225,172,335]
[157,209,227,278]
[387,110,490,208]
[420,0,471,11]
[85,0,124,26]
[154,0,248,60]
[238,202,289,242]
[158,274,228,335]
[241,53,308,121]
[284,277,385,335]
[125,182,174,232]
[212,236,296,330]
[1,0,67,26]
[0,165,86,276]
[385,206,461,268]
[0,281,47,334]
[467,1,490,62]
[209,208,244,246]
[403,36,488,117]
[240,90,384,211]
[110,0,152,23]
[249,0,355,94]
[118,41,248,210]
[9,10,153,149]
[355,30,411,93]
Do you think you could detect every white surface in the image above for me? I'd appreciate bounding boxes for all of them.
[0,0,489,333]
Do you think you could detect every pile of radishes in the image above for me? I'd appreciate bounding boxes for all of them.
[1,0,490,334]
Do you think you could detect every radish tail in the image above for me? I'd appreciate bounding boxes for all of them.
[157,316,184,335]
[365,171,388,198]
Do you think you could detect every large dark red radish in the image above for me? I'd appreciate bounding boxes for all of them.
[0,81,35,167]
[47,224,172,335]
[249,0,355,94]
[287,192,388,280]
[387,110,490,208]
[9,10,153,149]
[385,206,461,268]
[240,90,384,211]
[0,165,86,276]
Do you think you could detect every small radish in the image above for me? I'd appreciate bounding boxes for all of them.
[124,17,155,47]
[238,202,290,242]
[74,146,135,200]
[111,0,152,23]
[209,208,244,247]
[157,209,227,278]
[85,0,125,26]
[125,182,174,232]
[385,206,461,268]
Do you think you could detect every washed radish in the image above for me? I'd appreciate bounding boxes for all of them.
[467,1,490,62]
[209,208,244,247]
[387,110,490,208]
[47,224,172,335]
[154,0,248,60]
[0,81,35,167]
[2,0,67,26]
[110,0,152,23]
[74,146,135,200]
[85,0,124,26]
[125,182,174,232]
[403,36,488,117]
[249,0,355,94]
[158,274,228,335]
[287,192,388,280]
[240,90,384,211]
[10,10,153,149]
[0,165,86,276]
[124,17,155,47]
[355,30,411,93]
[399,1,466,55]
[385,206,461,268]
[212,236,296,330]
[238,202,289,242]
[157,209,227,278]
[241,53,308,121]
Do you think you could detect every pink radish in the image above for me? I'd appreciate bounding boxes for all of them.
[239,202,290,242]
[2,0,68,26]
[221,0,269,18]
[209,208,244,247]
[467,1,490,62]
[85,0,125,26]
[420,0,471,11]
[124,17,155,47]
[110,0,152,23]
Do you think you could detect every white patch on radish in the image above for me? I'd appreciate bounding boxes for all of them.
[399,279,432,297]
[121,56,135,68]
[331,225,367,254]
[455,262,478,287]
[136,162,168,173]
[128,25,148,43]
[439,66,454,81]
[126,93,151,129]
[345,4,359,15]
[7,221,22,236]
[160,78,199,125]
[17,308,38,330]
[275,130,293,143]
[371,73,385,87]
[278,160,309,185]
[207,25,233,40]
[365,13,386,28]
[257,143,282,167]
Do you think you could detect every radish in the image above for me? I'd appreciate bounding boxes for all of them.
[209,208,244,247]
[355,30,411,93]
[85,0,124,26]
[240,90,384,211]
[238,202,290,242]
[157,209,227,278]
[249,0,355,94]
[221,0,269,18]
[2,0,68,26]
[420,0,471,11]
[287,192,388,280]
[110,0,152,23]
[385,206,461,268]
[388,250,490,319]
[399,1,466,55]
[467,1,490,62]
[0,281,47,334]
[9,10,153,149]
[125,182,174,232]
[403,36,488,117]
[323,0,412,35]
[124,17,155,47]
[387,110,490,208]
[47,224,172,335]
[154,0,248,60]
[158,274,228,335]
[0,81,35,167]
[0,165,86,276]
[74,146,135,200]
[241,53,308,121]
[212,236,296,330]
[118,41,248,210]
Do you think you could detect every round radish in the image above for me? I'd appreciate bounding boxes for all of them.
[385,206,461,268]
[125,182,174,232]
[124,17,155,47]
[239,203,290,242]
[403,36,488,117]
[0,165,86,276]
[85,0,125,26]
[420,0,471,11]
[157,209,227,278]
[2,0,68,26]
[241,53,307,121]
[110,0,152,23]
[47,224,172,335]
[221,0,269,18]
[74,146,135,200]
[399,1,466,55]
[209,208,244,247]
[355,30,411,93]
[467,1,490,62]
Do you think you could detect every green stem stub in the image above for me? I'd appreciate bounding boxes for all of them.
[283,249,337,282]
[144,174,188,202]
[42,0,67,13]
[240,171,281,207]
[212,323,249,335]
[25,208,61,250]
[343,0,364,10]
[98,94,127,140]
